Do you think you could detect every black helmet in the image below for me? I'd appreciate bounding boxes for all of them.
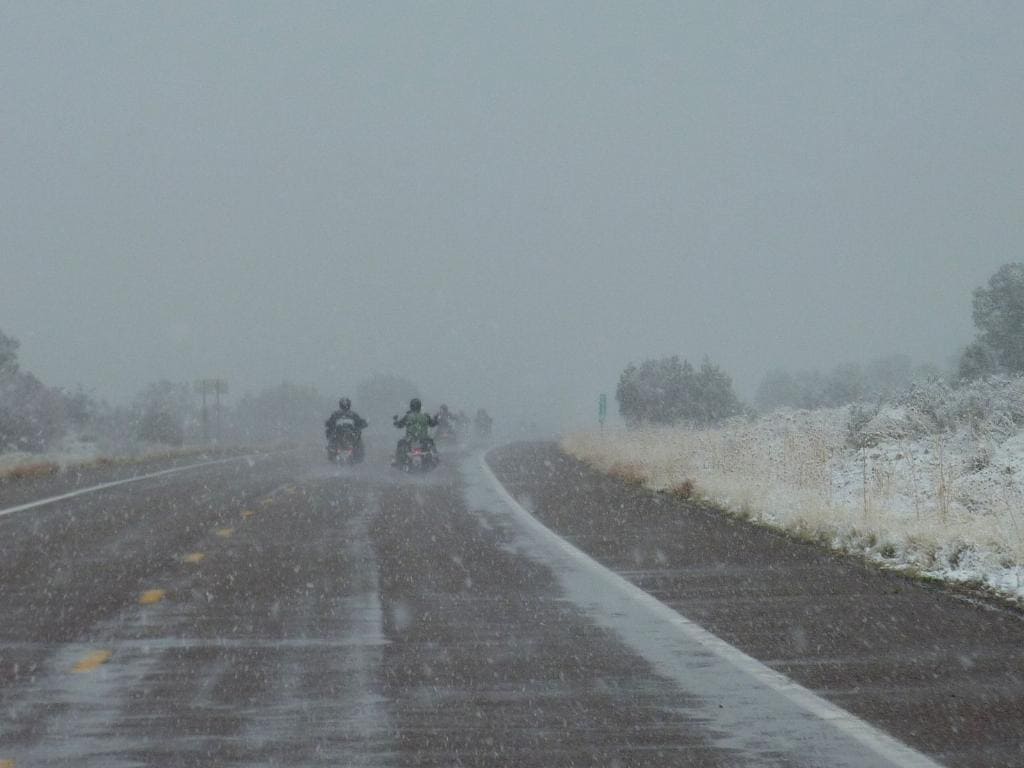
[339,398,351,411]
[410,398,422,412]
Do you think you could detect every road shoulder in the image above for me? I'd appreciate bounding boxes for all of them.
[486,441,1024,768]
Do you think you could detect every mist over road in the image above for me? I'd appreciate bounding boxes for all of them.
[0,443,1016,766]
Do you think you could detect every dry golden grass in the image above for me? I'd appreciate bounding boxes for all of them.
[563,423,1024,588]
[607,461,647,486]
[0,461,60,481]
[670,479,696,499]
[0,443,256,485]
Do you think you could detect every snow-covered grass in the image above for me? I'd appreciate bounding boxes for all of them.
[564,379,1024,604]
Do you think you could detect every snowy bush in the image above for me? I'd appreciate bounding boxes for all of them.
[565,376,1024,603]
[616,356,743,426]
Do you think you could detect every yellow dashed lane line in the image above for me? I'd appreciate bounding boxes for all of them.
[1,758,15,767]
[183,552,205,564]
[215,527,234,538]
[72,650,112,673]
[241,510,255,519]
[139,589,167,605]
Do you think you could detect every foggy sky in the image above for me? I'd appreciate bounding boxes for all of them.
[3,2,1022,427]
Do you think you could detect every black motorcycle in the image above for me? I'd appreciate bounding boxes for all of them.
[434,421,458,445]
[392,436,438,472]
[326,423,365,465]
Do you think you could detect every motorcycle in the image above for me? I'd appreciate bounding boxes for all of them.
[434,421,458,445]
[326,423,365,465]
[393,437,438,473]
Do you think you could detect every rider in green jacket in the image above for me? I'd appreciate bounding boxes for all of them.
[393,398,438,462]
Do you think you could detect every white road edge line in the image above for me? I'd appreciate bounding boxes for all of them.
[0,454,264,519]
[479,454,944,768]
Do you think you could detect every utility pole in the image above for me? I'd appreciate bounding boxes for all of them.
[197,382,209,441]
[195,379,229,443]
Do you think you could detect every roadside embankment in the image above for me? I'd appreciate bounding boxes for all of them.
[563,409,1024,604]
[0,441,291,484]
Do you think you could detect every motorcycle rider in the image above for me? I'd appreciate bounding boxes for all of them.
[393,398,438,464]
[474,408,493,438]
[435,403,456,440]
[325,398,369,460]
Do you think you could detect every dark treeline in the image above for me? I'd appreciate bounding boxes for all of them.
[616,262,1024,427]
[0,328,337,453]
[0,330,68,451]
[753,355,940,413]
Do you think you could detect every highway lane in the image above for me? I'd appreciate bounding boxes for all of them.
[0,442,962,766]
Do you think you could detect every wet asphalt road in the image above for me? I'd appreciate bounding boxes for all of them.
[489,443,1024,768]
[0,441,1018,766]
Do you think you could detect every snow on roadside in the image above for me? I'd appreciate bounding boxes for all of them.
[563,400,1024,604]
[0,435,225,479]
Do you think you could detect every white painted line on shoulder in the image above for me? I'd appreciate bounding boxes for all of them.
[479,454,943,768]
[0,455,261,520]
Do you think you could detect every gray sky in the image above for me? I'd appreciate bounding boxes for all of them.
[2,1,1022,426]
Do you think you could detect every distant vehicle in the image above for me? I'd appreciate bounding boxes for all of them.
[474,408,493,439]
[434,404,459,444]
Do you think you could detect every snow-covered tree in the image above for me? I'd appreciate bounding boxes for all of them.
[0,329,18,376]
[755,355,926,412]
[958,341,1000,382]
[0,371,66,451]
[968,263,1024,376]
[0,329,68,452]
[616,355,743,426]
[133,381,193,446]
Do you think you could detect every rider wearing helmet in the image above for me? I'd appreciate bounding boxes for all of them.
[327,398,368,432]
[393,398,438,462]
[326,398,369,458]
[437,403,453,428]
[474,407,493,437]
[435,402,461,442]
